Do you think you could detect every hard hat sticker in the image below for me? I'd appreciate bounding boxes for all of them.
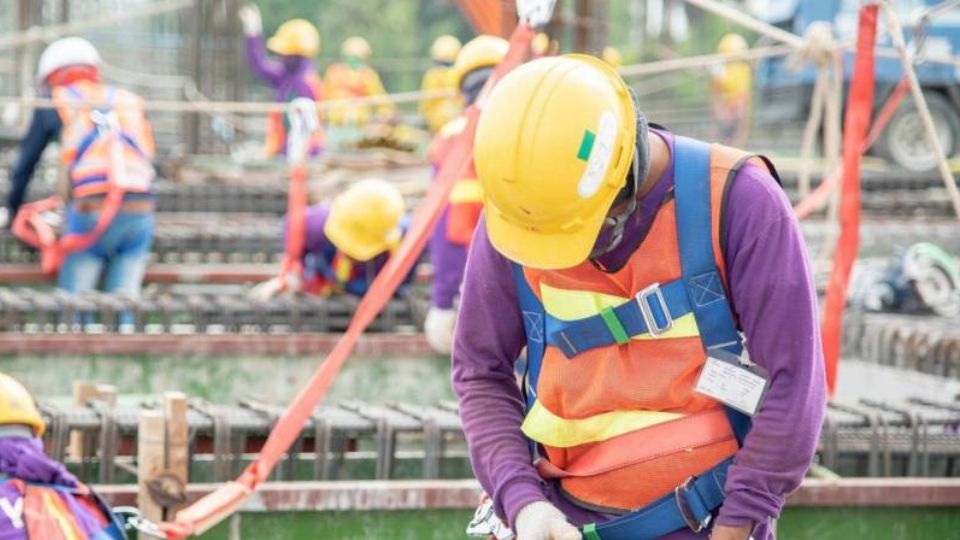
[577,111,617,199]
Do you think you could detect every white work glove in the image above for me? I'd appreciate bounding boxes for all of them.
[248,274,300,302]
[239,4,262,37]
[424,307,457,355]
[517,0,557,28]
[514,501,581,540]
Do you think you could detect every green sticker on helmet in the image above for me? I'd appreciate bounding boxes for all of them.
[576,129,596,161]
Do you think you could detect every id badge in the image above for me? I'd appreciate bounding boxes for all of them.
[694,352,769,416]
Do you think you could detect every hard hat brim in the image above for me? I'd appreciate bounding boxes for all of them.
[485,202,607,270]
[267,37,315,57]
[324,221,400,262]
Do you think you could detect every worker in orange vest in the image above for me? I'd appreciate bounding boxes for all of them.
[419,35,463,134]
[323,37,394,149]
[456,56,825,540]
[240,5,324,158]
[424,35,509,355]
[10,38,156,306]
[0,371,128,538]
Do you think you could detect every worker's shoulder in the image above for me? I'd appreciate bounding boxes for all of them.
[722,157,794,227]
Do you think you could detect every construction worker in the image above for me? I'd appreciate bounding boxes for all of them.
[454,56,825,540]
[240,5,324,158]
[710,33,752,145]
[424,35,509,355]
[419,35,463,134]
[323,37,394,150]
[0,372,127,538]
[250,179,410,299]
[13,38,156,303]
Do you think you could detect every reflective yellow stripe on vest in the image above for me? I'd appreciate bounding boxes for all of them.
[522,399,684,448]
[539,282,699,339]
[449,178,484,204]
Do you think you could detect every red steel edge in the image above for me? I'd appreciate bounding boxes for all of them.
[93,478,960,512]
[0,333,433,356]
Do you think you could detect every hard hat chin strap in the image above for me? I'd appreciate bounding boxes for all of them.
[590,93,650,261]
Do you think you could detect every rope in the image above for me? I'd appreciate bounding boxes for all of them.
[0,0,193,51]
[879,0,960,225]
[617,45,794,77]
[680,0,805,48]
[0,89,456,115]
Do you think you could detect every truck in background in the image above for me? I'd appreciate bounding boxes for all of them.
[750,0,960,171]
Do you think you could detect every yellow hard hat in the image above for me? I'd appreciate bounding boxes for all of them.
[602,46,623,68]
[0,372,45,437]
[532,33,550,56]
[324,179,405,261]
[430,35,462,63]
[267,19,320,57]
[717,33,748,54]
[475,55,637,269]
[341,36,372,60]
[450,35,509,89]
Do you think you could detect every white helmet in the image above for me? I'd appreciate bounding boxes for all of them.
[37,37,101,82]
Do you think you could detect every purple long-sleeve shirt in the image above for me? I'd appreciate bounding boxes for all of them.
[245,35,321,102]
[452,130,826,538]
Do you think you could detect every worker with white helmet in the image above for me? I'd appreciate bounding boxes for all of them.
[323,36,394,149]
[10,37,156,306]
[424,35,509,355]
[419,34,463,133]
[454,56,824,540]
[250,179,413,300]
[0,371,127,538]
[239,4,325,158]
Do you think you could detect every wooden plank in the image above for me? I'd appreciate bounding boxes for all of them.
[67,381,98,460]
[164,392,189,518]
[137,409,166,538]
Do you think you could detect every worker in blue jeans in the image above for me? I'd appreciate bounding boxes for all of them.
[11,38,156,315]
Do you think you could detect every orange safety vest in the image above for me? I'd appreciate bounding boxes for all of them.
[514,139,773,514]
[52,81,155,198]
[428,116,483,246]
[323,63,392,125]
[265,73,325,158]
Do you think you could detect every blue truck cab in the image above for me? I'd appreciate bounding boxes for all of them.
[752,0,960,170]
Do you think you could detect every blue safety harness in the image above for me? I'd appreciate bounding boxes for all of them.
[513,136,752,540]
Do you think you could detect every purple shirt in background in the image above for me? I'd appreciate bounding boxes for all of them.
[245,35,320,103]
[428,162,470,309]
[452,130,826,539]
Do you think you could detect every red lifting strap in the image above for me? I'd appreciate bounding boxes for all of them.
[158,23,537,539]
[12,186,126,275]
[278,163,308,283]
[821,4,878,396]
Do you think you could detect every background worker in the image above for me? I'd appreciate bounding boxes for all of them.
[710,33,752,145]
[240,5,324,158]
[454,56,825,540]
[250,178,410,299]
[419,34,463,134]
[424,35,509,355]
[324,37,394,150]
[0,372,126,538]
[12,37,156,302]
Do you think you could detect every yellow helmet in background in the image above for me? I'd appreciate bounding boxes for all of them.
[531,32,550,56]
[474,55,637,269]
[324,179,405,261]
[602,46,623,68]
[450,35,510,90]
[267,19,321,57]
[341,36,372,60]
[430,34,462,64]
[717,33,748,54]
[0,372,45,437]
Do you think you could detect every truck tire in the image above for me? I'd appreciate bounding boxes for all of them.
[876,91,960,172]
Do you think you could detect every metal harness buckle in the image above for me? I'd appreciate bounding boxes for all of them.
[636,283,674,337]
[674,476,712,533]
